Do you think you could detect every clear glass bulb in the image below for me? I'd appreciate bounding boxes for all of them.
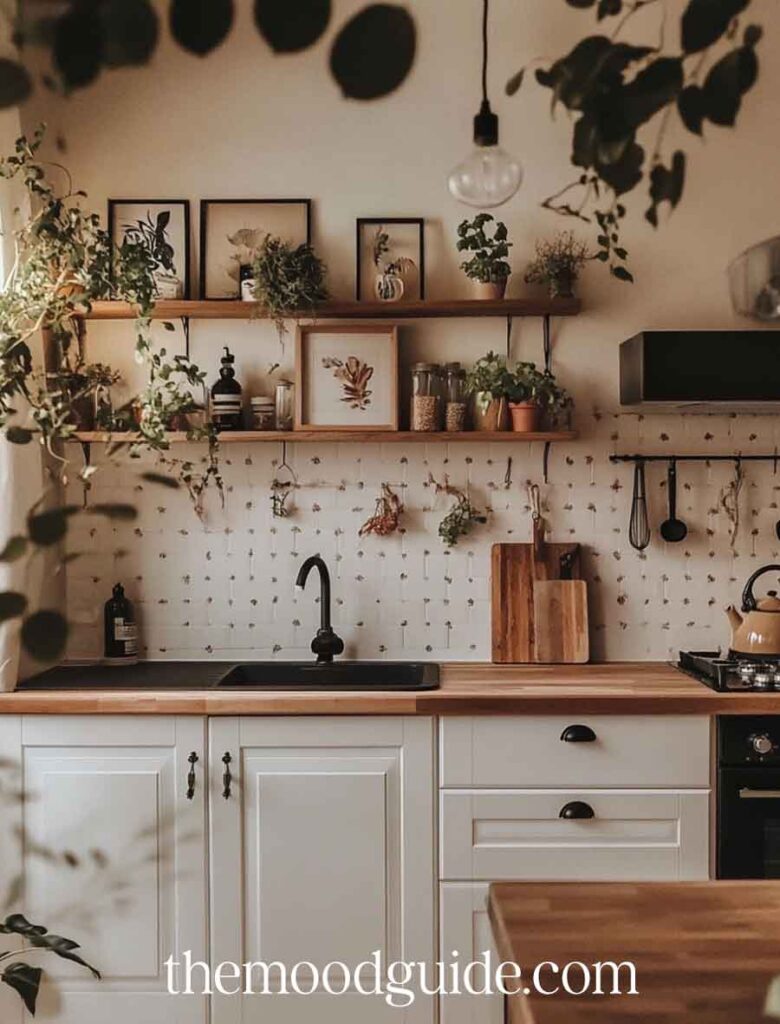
[448,144,523,208]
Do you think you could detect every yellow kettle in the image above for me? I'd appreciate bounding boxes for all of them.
[727,564,780,657]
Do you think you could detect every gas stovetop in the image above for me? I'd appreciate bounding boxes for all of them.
[679,650,780,691]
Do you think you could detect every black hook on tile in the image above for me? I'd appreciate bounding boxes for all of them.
[543,315,552,373]
[181,316,191,360]
[543,441,551,484]
[505,315,513,360]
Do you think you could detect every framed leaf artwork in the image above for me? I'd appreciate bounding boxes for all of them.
[108,199,191,299]
[295,325,399,431]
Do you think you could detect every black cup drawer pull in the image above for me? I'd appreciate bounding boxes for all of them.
[186,752,198,800]
[559,801,595,820]
[560,724,597,743]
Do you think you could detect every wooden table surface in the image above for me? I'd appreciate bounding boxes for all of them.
[489,881,780,1023]
[1,661,780,714]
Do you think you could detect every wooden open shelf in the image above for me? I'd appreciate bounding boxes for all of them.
[71,429,578,445]
[78,297,581,321]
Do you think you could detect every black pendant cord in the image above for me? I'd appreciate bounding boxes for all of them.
[481,0,489,104]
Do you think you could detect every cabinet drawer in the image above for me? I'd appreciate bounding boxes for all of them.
[440,789,710,881]
[440,715,710,788]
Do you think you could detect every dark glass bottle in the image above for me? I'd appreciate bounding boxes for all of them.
[211,346,243,431]
[104,583,138,664]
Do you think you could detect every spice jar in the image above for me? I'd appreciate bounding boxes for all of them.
[275,379,294,431]
[250,396,275,430]
[410,362,442,431]
[443,362,467,432]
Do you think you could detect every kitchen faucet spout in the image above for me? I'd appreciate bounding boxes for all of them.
[295,554,345,663]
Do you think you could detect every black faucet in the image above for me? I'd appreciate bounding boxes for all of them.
[295,554,345,663]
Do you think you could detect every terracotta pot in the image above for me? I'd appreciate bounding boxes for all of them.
[472,394,509,432]
[509,401,540,433]
[471,278,508,301]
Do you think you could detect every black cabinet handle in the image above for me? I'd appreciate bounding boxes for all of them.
[222,752,233,799]
[186,752,198,800]
[560,724,597,743]
[559,800,595,820]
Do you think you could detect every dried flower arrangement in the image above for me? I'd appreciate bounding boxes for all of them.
[429,474,487,547]
[359,483,404,537]
[524,231,591,299]
[322,355,374,410]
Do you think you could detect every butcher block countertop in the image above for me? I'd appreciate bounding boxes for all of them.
[1,661,779,714]
[488,881,780,1024]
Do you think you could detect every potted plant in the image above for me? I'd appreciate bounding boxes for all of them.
[507,361,574,432]
[252,234,329,340]
[524,231,590,299]
[456,214,513,300]
[372,226,417,302]
[465,351,513,431]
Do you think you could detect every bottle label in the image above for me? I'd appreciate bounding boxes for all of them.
[114,619,138,654]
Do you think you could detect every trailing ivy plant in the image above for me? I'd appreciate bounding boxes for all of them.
[507,0,762,281]
[252,235,329,344]
[0,127,221,662]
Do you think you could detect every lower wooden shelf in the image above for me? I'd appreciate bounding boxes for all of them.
[70,429,578,444]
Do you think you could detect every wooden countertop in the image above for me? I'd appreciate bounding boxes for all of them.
[488,881,780,1024]
[0,662,779,714]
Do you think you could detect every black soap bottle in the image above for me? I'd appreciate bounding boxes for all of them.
[104,583,138,665]
[211,346,243,431]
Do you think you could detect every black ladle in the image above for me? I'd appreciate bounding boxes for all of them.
[660,459,687,543]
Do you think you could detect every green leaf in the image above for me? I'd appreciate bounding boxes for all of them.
[162,321,176,332]
[505,67,525,96]
[6,426,34,445]
[0,59,32,108]
[21,610,68,662]
[0,592,27,623]
[703,46,757,126]
[0,536,28,562]
[621,57,684,129]
[646,151,686,226]
[254,0,331,53]
[0,913,48,937]
[597,0,622,18]
[101,0,159,66]
[2,962,42,1015]
[27,506,80,547]
[170,0,234,56]
[678,84,705,135]
[566,0,596,6]
[681,0,749,53]
[330,4,416,100]
[597,140,645,195]
[744,24,763,47]
[28,933,101,979]
[53,4,103,89]
[89,503,138,521]
[141,472,180,489]
[612,265,634,282]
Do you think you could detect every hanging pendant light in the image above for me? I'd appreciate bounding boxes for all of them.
[448,0,523,208]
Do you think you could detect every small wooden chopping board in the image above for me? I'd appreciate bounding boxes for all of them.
[533,580,589,663]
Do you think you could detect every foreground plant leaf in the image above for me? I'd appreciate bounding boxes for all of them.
[0,592,27,623]
[2,962,42,1015]
[0,59,32,108]
[21,611,68,662]
[254,0,331,52]
[330,4,416,100]
[170,0,234,56]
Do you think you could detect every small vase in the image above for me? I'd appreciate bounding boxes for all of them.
[155,272,184,300]
[509,401,540,433]
[549,273,575,300]
[472,278,508,301]
[375,272,405,302]
[473,394,509,432]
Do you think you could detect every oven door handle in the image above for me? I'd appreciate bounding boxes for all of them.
[739,788,780,799]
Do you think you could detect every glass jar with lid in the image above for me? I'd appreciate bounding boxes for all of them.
[410,363,442,431]
[443,362,467,432]
[274,380,294,431]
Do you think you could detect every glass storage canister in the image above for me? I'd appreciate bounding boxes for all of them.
[250,396,275,430]
[443,362,467,432]
[410,363,442,432]
[275,379,295,431]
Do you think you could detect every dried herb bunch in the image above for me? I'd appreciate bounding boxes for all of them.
[524,231,591,298]
[360,483,404,537]
[429,474,487,547]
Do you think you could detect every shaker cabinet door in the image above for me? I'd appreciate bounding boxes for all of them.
[0,715,208,1024]
[208,716,435,1024]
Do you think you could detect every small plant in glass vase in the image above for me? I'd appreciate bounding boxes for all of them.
[464,351,514,431]
[456,214,512,300]
[121,210,183,299]
[524,231,590,299]
[507,361,573,433]
[372,226,416,302]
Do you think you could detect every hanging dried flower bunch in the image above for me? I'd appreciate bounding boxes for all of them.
[359,483,404,537]
[429,474,487,547]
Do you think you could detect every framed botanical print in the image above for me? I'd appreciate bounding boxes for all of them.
[200,198,312,300]
[108,199,191,299]
[295,324,399,431]
[356,217,425,302]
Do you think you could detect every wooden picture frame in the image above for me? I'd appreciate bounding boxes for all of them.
[356,217,425,301]
[108,199,191,299]
[295,324,399,432]
[200,198,312,300]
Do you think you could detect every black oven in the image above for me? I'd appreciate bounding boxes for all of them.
[718,716,780,878]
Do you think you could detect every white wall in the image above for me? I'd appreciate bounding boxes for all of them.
[20,0,780,663]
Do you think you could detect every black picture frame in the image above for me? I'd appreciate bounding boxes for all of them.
[356,217,425,302]
[200,198,313,300]
[108,199,191,300]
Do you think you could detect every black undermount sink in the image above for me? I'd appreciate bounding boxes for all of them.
[216,661,440,691]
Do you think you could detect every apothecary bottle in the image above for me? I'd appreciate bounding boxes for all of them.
[443,362,467,432]
[410,362,442,431]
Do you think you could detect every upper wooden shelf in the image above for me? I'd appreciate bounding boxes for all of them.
[71,429,578,445]
[78,297,581,322]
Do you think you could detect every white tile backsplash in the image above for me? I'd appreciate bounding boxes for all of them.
[64,410,780,662]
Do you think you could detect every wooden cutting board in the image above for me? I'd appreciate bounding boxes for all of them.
[491,542,589,664]
[533,580,589,663]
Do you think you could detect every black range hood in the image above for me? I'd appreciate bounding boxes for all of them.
[620,330,780,411]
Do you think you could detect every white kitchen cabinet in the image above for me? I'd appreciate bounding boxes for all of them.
[0,715,208,1024]
[439,883,504,1024]
[208,715,435,1024]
